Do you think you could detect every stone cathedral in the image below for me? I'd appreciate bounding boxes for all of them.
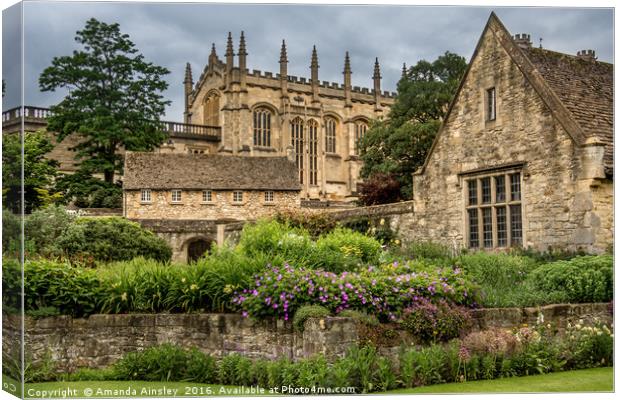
[168,32,396,202]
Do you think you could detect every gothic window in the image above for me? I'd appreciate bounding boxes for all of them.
[253,108,272,147]
[308,119,318,185]
[354,121,368,155]
[465,171,522,249]
[171,190,182,203]
[203,92,220,126]
[290,117,304,184]
[325,117,337,153]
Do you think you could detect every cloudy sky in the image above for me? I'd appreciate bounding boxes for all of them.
[2,2,614,120]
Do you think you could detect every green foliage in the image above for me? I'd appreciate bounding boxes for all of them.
[316,227,383,265]
[39,18,170,183]
[58,217,172,263]
[562,321,613,369]
[401,299,472,344]
[2,131,60,213]
[2,208,21,255]
[526,255,613,303]
[457,252,548,307]
[292,305,331,332]
[337,309,380,326]
[64,367,117,382]
[359,52,467,198]
[400,240,455,262]
[274,210,338,238]
[113,344,215,382]
[55,171,122,208]
[24,205,76,256]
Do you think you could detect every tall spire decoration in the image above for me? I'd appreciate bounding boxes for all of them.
[401,63,407,79]
[183,62,193,123]
[238,31,247,89]
[310,45,320,103]
[373,57,382,111]
[279,40,288,99]
[225,32,234,89]
[208,43,217,66]
[343,51,352,107]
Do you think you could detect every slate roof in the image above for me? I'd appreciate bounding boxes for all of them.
[123,152,301,191]
[522,47,614,175]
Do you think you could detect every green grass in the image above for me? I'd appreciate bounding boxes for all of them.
[387,368,614,394]
[4,368,613,398]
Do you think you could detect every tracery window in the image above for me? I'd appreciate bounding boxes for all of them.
[253,108,272,147]
[465,171,523,249]
[290,117,304,184]
[203,92,220,126]
[325,117,337,153]
[307,119,318,185]
[354,121,368,155]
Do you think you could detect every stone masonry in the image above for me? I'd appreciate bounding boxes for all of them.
[3,303,610,373]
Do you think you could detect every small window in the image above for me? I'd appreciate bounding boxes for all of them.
[171,190,182,203]
[233,191,243,203]
[141,189,151,203]
[264,191,274,203]
[486,87,496,121]
[202,190,213,203]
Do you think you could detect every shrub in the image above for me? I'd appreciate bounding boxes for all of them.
[65,367,116,382]
[24,205,75,256]
[562,320,613,369]
[274,210,338,238]
[317,227,383,265]
[526,255,613,303]
[461,328,519,357]
[338,309,379,326]
[2,208,21,255]
[55,171,122,208]
[234,262,478,322]
[295,355,329,388]
[401,299,472,344]
[57,217,172,263]
[457,252,544,307]
[402,240,455,261]
[357,172,402,206]
[292,305,331,331]
[113,344,215,382]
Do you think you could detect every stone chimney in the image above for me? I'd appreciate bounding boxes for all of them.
[577,49,597,61]
[513,33,532,49]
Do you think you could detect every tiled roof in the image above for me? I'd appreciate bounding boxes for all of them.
[522,47,613,175]
[123,152,301,191]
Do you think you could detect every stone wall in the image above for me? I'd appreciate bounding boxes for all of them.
[409,18,613,253]
[5,303,610,373]
[124,189,300,221]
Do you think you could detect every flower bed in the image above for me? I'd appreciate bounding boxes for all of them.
[233,261,478,322]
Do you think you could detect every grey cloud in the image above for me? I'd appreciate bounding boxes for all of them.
[3,2,613,121]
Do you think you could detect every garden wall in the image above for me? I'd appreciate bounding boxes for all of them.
[4,303,610,373]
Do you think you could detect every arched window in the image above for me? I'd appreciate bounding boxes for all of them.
[253,108,272,147]
[325,118,337,153]
[203,92,220,126]
[290,117,304,184]
[354,121,368,155]
[307,119,318,185]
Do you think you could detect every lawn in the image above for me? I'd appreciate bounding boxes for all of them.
[3,368,612,398]
[387,367,614,394]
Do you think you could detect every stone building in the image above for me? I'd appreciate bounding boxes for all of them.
[123,152,301,262]
[177,33,395,201]
[407,13,613,253]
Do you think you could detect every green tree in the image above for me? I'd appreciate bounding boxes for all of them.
[2,131,60,213]
[359,51,467,200]
[39,18,170,183]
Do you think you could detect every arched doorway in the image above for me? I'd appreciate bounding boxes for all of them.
[187,239,213,263]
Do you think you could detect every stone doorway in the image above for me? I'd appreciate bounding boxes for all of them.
[187,239,213,263]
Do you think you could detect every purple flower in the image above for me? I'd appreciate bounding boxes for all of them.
[242,311,249,318]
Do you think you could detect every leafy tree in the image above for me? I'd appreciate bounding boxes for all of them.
[357,172,402,206]
[39,18,171,183]
[55,171,122,208]
[2,130,60,213]
[359,51,467,200]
